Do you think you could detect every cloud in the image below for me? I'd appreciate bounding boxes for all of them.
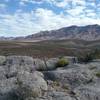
[19,0,43,7]
[20,0,43,4]
[49,0,71,8]
[44,0,86,8]
[0,8,67,37]
[66,6,85,16]
[19,1,26,6]
[0,4,7,9]
[0,0,100,37]
[0,7,100,37]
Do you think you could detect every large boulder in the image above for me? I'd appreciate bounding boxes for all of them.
[74,84,100,100]
[45,58,59,70]
[4,64,36,79]
[0,78,18,100]
[0,70,48,100]
[43,67,93,88]
[5,56,78,71]
[47,91,76,100]
[33,59,47,71]
[6,56,34,66]
[33,58,59,71]
[4,56,36,77]
[16,71,48,99]
[5,56,57,71]
[0,56,48,100]
[0,55,100,100]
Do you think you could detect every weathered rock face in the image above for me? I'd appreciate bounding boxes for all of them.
[0,78,18,100]
[74,84,100,100]
[6,56,34,66]
[2,56,77,71]
[43,67,93,88]
[0,56,100,100]
[0,70,48,100]
[5,56,58,71]
[0,56,48,100]
[33,59,47,71]
[16,71,48,100]
[44,58,59,70]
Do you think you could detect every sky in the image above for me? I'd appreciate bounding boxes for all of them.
[0,0,100,37]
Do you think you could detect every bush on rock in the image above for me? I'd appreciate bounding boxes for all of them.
[56,58,69,68]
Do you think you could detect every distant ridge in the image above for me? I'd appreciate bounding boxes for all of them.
[1,24,100,41]
[24,24,100,41]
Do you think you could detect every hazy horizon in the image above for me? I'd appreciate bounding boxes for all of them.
[0,0,100,37]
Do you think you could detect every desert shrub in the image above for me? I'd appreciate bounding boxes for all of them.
[92,49,100,59]
[95,72,100,78]
[56,58,69,67]
[78,49,100,63]
[78,52,94,63]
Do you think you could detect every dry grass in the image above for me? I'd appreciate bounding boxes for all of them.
[0,39,99,58]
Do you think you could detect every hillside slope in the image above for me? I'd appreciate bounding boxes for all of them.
[24,24,100,41]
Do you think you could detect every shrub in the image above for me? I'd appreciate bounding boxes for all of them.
[53,81,60,86]
[95,72,100,78]
[56,58,69,68]
[78,52,94,63]
[92,49,100,59]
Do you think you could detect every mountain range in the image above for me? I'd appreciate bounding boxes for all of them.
[2,24,100,41]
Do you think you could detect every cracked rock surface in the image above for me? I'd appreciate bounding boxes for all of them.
[0,56,100,100]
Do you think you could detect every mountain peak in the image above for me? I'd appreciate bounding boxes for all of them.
[0,24,100,41]
[24,24,100,41]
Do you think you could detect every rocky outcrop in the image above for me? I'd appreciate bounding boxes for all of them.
[16,71,48,100]
[0,56,48,100]
[6,56,34,66]
[43,67,93,89]
[4,56,77,71]
[74,85,100,100]
[0,56,100,100]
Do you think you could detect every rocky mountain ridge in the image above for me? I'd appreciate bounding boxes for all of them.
[1,24,100,41]
[22,24,100,41]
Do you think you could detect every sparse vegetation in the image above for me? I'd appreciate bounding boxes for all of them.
[78,52,94,63]
[92,49,100,59]
[56,58,69,67]
[0,40,99,58]
[53,81,60,86]
[95,72,100,78]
